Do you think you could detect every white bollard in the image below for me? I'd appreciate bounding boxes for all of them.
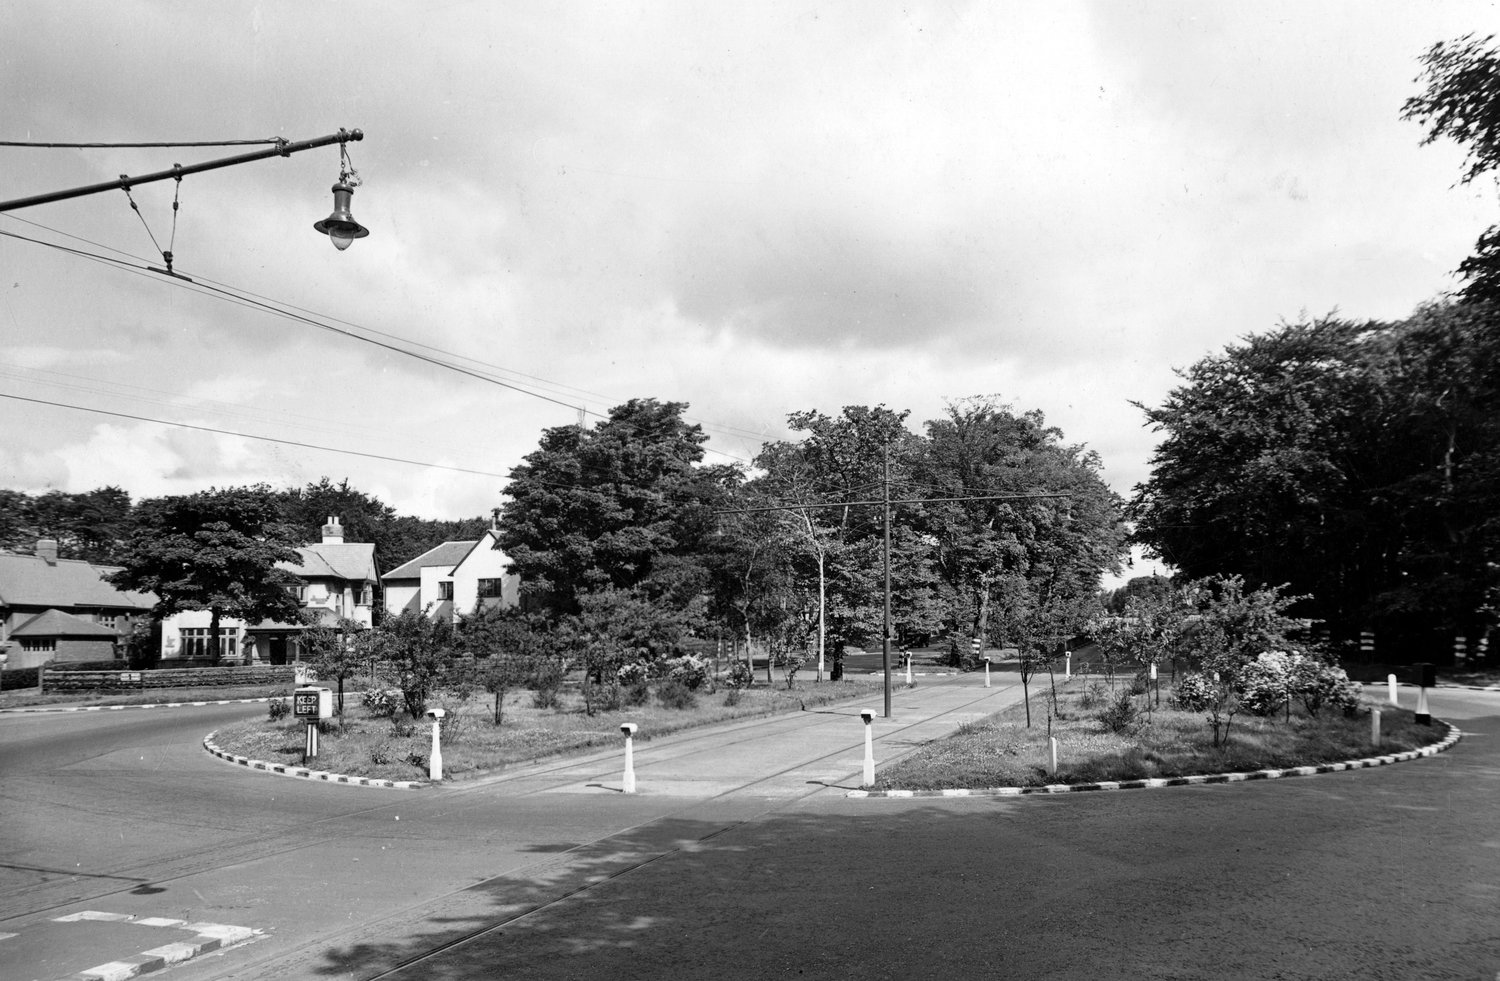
[906,655,912,686]
[1048,736,1059,777]
[621,722,638,793]
[1416,686,1431,726]
[1387,674,1399,706]
[1371,707,1381,746]
[984,658,991,688]
[427,708,446,781]
[1065,652,1071,680]
[860,709,876,787]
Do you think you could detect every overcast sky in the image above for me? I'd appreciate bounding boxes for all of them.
[3,2,1498,582]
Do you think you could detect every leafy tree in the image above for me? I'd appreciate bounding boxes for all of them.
[498,398,738,620]
[303,615,368,716]
[458,605,543,725]
[105,486,305,662]
[1132,310,1500,659]
[0,487,136,563]
[369,609,455,718]
[1404,34,1500,303]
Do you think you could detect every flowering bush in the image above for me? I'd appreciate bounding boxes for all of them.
[1171,672,1220,712]
[616,661,650,687]
[362,688,397,718]
[725,660,755,689]
[661,654,709,691]
[1238,651,1295,716]
[1289,657,1362,716]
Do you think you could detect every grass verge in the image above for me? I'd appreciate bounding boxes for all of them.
[876,679,1450,791]
[210,678,881,781]
[0,684,283,709]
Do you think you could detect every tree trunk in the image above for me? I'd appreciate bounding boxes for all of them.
[209,608,222,665]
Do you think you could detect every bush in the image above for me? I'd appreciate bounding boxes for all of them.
[661,654,709,691]
[1238,652,1293,717]
[390,718,416,738]
[595,682,624,712]
[657,678,698,710]
[268,694,289,720]
[1289,656,1362,717]
[624,680,652,706]
[616,661,650,688]
[1171,673,1218,712]
[370,743,394,765]
[362,688,397,718]
[530,658,564,709]
[1079,681,1109,709]
[722,688,743,707]
[1098,690,1141,734]
[1128,671,1150,696]
[724,660,755,689]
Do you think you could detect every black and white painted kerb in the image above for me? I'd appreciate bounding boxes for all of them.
[847,721,1462,798]
[203,731,427,790]
[53,910,258,981]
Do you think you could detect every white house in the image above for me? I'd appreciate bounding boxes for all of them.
[160,516,379,665]
[381,526,519,623]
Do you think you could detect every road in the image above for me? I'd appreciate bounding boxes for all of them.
[2,682,1495,980]
[0,673,1017,980]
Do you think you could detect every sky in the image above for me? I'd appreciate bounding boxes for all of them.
[3,1,1499,586]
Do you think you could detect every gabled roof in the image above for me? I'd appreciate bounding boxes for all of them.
[382,541,477,581]
[12,608,119,638]
[279,541,378,584]
[0,553,155,611]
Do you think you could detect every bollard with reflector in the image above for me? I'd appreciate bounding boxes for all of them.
[621,722,638,793]
[1371,707,1381,746]
[860,709,876,787]
[984,657,991,688]
[1415,663,1434,726]
[426,708,446,780]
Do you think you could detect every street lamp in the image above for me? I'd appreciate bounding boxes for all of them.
[313,180,369,250]
[0,128,369,252]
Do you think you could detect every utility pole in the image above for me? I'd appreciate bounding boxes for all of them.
[882,445,893,718]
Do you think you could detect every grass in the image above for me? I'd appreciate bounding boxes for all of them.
[875,679,1450,791]
[210,678,881,781]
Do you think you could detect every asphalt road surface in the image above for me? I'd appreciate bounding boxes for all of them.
[2,682,1495,980]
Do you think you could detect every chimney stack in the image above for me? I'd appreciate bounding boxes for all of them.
[36,539,58,564]
[321,516,344,544]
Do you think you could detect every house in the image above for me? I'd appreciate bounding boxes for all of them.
[0,539,157,669]
[160,516,379,665]
[381,525,519,624]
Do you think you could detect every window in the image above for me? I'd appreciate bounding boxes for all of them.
[438,581,454,601]
[477,578,506,599]
[287,584,307,602]
[20,638,55,653]
[179,628,237,660]
[358,585,373,606]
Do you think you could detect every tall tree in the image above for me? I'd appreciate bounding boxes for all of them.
[1404,34,1500,303]
[105,486,306,661]
[497,398,739,619]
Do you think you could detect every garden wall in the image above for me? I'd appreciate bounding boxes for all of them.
[40,664,296,693]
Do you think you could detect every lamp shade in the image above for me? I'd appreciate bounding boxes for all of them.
[313,182,369,250]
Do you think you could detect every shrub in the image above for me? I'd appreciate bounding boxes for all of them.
[661,654,709,691]
[1098,690,1141,734]
[268,694,289,721]
[1079,681,1110,709]
[616,661,650,688]
[724,660,755,689]
[530,658,564,709]
[657,678,698,710]
[1289,656,1362,717]
[722,688,743,707]
[1171,673,1218,712]
[370,743,394,765]
[595,682,624,712]
[1128,671,1150,696]
[624,680,652,707]
[390,718,416,738]
[1238,652,1293,717]
[362,688,397,718]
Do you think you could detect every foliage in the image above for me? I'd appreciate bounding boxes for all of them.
[268,695,288,721]
[1403,34,1500,302]
[658,654,710,691]
[362,688,397,718]
[366,609,456,718]
[0,486,135,563]
[302,615,369,716]
[656,678,698,710]
[458,606,543,726]
[1170,673,1218,713]
[105,486,306,659]
[1131,310,1500,659]
[497,398,738,620]
[724,660,755,689]
[1097,690,1141,734]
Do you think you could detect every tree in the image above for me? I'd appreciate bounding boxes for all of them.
[458,605,542,725]
[105,486,305,662]
[1131,310,1500,660]
[369,609,455,718]
[1404,34,1500,303]
[303,615,368,716]
[498,398,739,620]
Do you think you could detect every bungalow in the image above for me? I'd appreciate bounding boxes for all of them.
[0,539,156,669]
[381,525,519,624]
[160,516,379,665]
